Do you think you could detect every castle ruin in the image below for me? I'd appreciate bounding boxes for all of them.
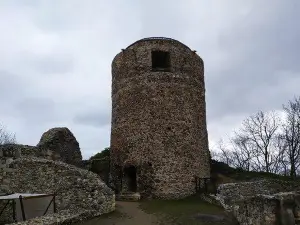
[110,37,211,199]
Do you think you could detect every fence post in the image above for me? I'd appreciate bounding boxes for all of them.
[19,195,26,221]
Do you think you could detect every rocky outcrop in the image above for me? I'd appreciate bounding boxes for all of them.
[37,127,82,167]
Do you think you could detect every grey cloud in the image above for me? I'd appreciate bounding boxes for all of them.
[205,2,300,121]
[1,0,299,158]
[31,54,74,74]
[73,109,111,128]
[0,71,31,102]
[0,71,24,95]
[13,97,56,123]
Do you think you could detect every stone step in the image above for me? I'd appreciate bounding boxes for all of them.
[116,192,141,202]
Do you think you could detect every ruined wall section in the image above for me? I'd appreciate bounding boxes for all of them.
[37,127,83,167]
[111,38,210,199]
[0,144,61,161]
[6,158,115,213]
[213,179,300,224]
[217,179,300,206]
[0,146,115,224]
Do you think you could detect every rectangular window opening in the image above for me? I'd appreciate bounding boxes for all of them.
[151,51,170,71]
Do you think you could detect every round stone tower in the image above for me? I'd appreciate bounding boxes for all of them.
[110,37,210,199]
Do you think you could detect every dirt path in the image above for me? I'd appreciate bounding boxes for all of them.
[78,201,159,225]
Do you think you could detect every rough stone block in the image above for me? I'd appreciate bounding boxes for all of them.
[37,127,82,166]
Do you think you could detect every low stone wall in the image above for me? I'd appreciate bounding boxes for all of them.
[233,192,300,225]
[7,158,115,212]
[0,144,61,161]
[217,179,300,205]
[212,179,300,225]
[0,157,115,224]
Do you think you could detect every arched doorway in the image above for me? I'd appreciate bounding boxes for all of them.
[123,166,137,192]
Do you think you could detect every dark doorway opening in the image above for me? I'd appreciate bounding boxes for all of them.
[152,51,170,71]
[123,166,137,192]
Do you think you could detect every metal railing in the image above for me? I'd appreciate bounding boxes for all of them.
[194,176,217,194]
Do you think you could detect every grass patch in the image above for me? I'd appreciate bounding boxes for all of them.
[139,195,236,225]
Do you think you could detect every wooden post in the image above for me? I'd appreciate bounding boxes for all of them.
[53,194,57,213]
[12,200,16,222]
[43,195,55,216]
[19,196,26,221]
[0,201,9,217]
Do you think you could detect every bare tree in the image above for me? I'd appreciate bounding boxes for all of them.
[230,135,254,171]
[209,149,219,160]
[215,139,234,166]
[0,124,16,144]
[274,133,290,176]
[281,97,300,178]
[236,111,281,173]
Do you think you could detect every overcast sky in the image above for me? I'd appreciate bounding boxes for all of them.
[0,0,299,159]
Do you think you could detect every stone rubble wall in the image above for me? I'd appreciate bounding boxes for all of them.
[0,147,115,224]
[0,148,19,224]
[213,179,300,225]
[6,158,115,212]
[217,179,300,205]
[0,144,62,162]
[37,127,83,167]
[233,192,300,225]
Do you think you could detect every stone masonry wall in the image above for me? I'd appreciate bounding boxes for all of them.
[0,147,115,224]
[6,158,115,212]
[233,192,300,225]
[217,179,300,205]
[110,37,211,199]
[0,144,61,161]
[213,179,300,225]
[0,147,20,224]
